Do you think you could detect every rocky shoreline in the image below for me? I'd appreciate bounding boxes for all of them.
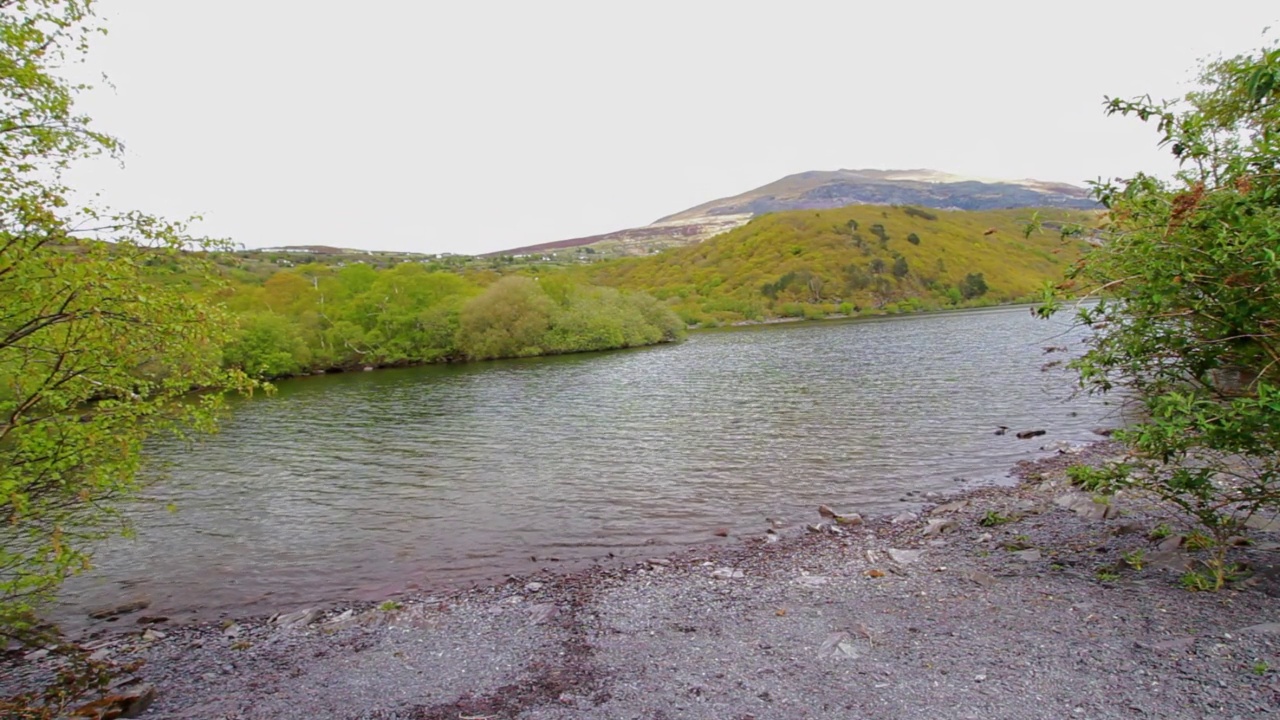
[6,441,1280,718]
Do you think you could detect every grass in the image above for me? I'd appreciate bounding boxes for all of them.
[1184,532,1215,551]
[978,511,1014,528]
[1121,549,1145,570]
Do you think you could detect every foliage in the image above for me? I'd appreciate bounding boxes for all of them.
[575,205,1094,325]
[901,206,938,221]
[212,265,684,376]
[1042,43,1280,588]
[0,0,253,637]
[958,272,989,299]
[978,510,1012,527]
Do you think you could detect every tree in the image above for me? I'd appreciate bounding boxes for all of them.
[0,1,252,636]
[959,272,988,299]
[891,255,910,279]
[1043,43,1280,587]
[457,276,555,359]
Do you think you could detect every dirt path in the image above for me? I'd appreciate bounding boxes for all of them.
[8,444,1280,718]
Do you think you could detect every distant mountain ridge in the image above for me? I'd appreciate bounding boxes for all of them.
[657,169,1097,222]
[490,168,1097,257]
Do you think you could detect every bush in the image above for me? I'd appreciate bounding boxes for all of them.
[1041,44,1280,587]
[959,272,988,299]
[902,206,939,221]
[892,256,910,279]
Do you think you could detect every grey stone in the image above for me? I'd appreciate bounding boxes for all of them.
[888,548,925,565]
[1145,550,1194,573]
[836,512,864,526]
[526,603,559,625]
[1111,521,1145,536]
[964,570,997,588]
[795,575,830,587]
[930,500,969,515]
[1244,513,1280,532]
[324,609,356,627]
[87,598,150,620]
[1053,492,1116,521]
[274,607,323,629]
[817,631,861,660]
[1157,535,1185,552]
[1148,636,1197,652]
[1011,549,1042,562]
[1237,622,1280,634]
[923,519,960,537]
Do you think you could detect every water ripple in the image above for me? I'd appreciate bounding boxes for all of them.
[57,306,1117,628]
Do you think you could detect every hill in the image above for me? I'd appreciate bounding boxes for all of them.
[488,168,1099,258]
[572,204,1099,325]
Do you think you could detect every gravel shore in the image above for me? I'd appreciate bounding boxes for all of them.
[6,442,1280,719]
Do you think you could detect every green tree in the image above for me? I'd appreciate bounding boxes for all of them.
[959,272,988,299]
[891,255,910,279]
[1044,43,1280,586]
[0,1,252,635]
[457,276,556,359]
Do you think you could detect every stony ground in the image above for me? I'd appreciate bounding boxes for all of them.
[6,442,1280,719]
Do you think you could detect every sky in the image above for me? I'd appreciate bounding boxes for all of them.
[67,1,1276,256]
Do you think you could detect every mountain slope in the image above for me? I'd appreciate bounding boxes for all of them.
[573,204,1098,325]
[657,169,1097,223]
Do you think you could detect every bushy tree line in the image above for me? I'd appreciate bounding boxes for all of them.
[219,265,685,377]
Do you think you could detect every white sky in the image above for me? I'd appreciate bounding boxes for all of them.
[68,1,1275,255]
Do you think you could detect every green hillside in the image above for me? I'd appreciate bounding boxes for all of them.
[575,205,1099,325]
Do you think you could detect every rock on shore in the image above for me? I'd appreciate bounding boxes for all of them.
[6,442,1280,718]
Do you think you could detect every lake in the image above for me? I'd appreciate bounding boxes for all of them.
[58,305,1119,629]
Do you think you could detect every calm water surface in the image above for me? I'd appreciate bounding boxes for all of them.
[59,306,1119,628]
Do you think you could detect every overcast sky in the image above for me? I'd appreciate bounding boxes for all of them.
[68,1,1275,255]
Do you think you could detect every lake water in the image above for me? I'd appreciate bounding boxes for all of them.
[58,305,1120,629]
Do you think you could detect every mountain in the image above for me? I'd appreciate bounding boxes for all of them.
[489,169,1097,257]
[656,169,1097,222]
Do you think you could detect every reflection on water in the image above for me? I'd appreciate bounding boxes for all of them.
[58,306,1117,627]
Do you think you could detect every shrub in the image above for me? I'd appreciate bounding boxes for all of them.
[902,206,939,221]
[959,272,988,299]
[1041,43,1280,589]
[892,256,910,279]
